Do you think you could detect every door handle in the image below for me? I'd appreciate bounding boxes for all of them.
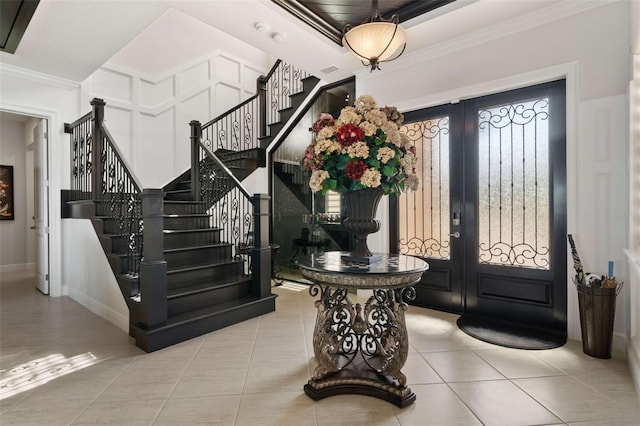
[449,231,461,238]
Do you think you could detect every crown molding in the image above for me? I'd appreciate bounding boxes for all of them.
[356,0,619,79]
[0,62,80,90]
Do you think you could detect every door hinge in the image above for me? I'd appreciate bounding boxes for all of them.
[44,131,48,140]
[45,274,49,281]
[45,226,50,233]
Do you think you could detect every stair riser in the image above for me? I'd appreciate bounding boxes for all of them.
[163,203,207,215]
[168,281,252,316]
[165,245,232,269]
[167,262,244,290]
[175,181,191,191]
[102,235,143,254]
[164,216,210,230]
[165,191,193,201]
[132,295,277,352]
[164,231,221,249]
[108,254,139,275]
[100,219,142,235]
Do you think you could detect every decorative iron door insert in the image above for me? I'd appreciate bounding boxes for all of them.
[394,80,567,331]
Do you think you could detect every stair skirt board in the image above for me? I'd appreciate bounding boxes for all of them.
[133,295,277,352]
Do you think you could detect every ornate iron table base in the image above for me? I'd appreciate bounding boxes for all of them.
[297,252,428,408]
[304,362,416,408]
[304,283,417,408]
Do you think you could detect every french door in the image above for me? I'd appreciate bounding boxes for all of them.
[392,80,567,332]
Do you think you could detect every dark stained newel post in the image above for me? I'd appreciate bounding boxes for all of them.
[251,193,272,297]
[257,75,267,140]
[139,188,167,328]
[91,98,105,199]
[190,120,202,201]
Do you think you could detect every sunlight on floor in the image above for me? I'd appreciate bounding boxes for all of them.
[0,352,99,400]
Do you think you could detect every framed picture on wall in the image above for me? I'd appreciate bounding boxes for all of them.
[0,165,15,220]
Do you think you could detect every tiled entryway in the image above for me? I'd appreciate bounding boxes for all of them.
[1,270,638,425]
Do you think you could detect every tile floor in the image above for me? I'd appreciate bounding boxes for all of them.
[1,270,639,425]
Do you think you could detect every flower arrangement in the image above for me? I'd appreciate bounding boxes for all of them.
[303,95,419,195]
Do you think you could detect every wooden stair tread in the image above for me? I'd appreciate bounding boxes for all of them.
[166,258,242,274]
[164,243,230,253]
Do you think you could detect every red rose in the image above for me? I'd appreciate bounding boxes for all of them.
[346,160,367,181]
[336,123,364,147]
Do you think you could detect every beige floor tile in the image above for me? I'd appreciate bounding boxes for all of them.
[449,380,561,426]
[236,390,317,426]
[394,383,482,426]
[152,395,241,425]
[243,356,310,393]
[170,367,247,398]
[474,347,565,378]
[70,398,165,425]
[94,367,184,402]
[420,350,504,382]
[0,397,90,426]
[403,352,444,385]
[313,394,400,426]
[513,375,628,423]
[2,271,639,426]
[530,340,623,374]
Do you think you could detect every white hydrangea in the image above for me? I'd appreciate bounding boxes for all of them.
[347,141,370,159]
[376,147,396,164]
[360,168,382,188]
[309,170,329,192]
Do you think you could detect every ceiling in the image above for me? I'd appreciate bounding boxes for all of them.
[272,0,456,45]
[0,0,625,84]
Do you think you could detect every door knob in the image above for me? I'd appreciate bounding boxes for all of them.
[449,231,461,238]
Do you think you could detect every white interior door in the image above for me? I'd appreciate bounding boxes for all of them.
[34,119,49,294]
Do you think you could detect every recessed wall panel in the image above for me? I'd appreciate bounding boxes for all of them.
[91,69,133,104]
[178,90,210,172]
[243,65,262,92]
[140,109,175,188]
[140,76,174,108]
[103,106,133,165]
[214,83,240,116]
[181,61,210,95]
[216,56,241,85]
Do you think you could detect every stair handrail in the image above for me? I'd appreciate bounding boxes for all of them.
[199,60,310,155]
[65,98,144,277]
[66,98,167,329]
[199,138,252,200]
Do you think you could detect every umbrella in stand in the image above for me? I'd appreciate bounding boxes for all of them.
[567,234,584,284]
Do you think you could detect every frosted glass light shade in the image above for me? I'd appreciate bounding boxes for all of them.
[343,22,406,64]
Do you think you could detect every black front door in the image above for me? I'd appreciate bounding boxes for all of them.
[393,80,567,332]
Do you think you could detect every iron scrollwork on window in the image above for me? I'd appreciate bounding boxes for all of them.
[477,99,550,269]
[398,117,451,260]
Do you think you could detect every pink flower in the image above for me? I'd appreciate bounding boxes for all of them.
[312,113,335,133]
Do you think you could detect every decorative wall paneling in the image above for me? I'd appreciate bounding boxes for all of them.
[82,52,269,188]
[577,95,629,356]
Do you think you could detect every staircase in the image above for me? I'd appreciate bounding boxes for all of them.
[63,60,320,352]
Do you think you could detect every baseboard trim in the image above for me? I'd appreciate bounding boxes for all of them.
[67,287,129,333]
[0,263,35,273]
[628,336,640,404]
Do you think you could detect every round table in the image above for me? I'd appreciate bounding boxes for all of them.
[297,251,428,408]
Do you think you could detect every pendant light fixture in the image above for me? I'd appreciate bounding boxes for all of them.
[342,0,407,71]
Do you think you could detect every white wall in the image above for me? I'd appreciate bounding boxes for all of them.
[63,219,129,332]
[358,1,631,350]
[0,67,81,297]
[82,50,271,188]
[0,116,28,271]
